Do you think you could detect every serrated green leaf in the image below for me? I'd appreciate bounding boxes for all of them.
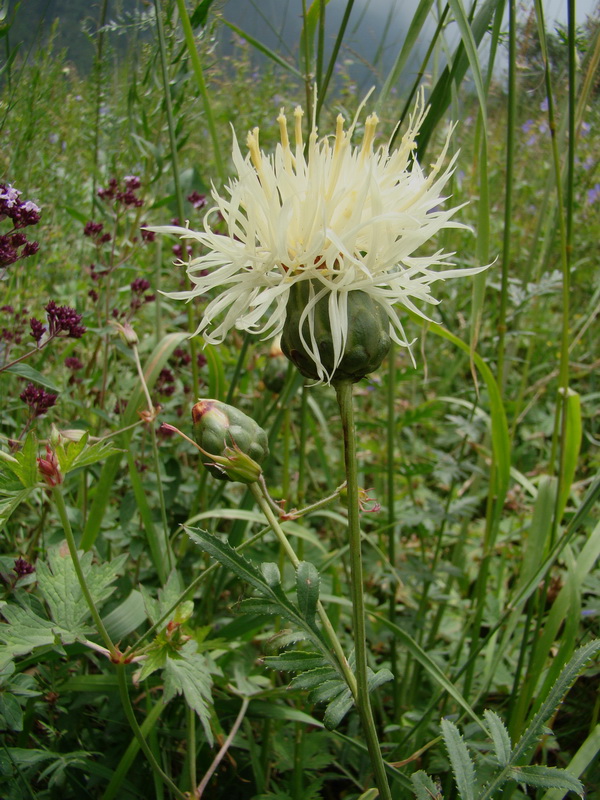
[64,437,123,473]
[289,666,338,691]
[162,640,215,745]
[261,561,281,588]
[238,598,283,617]
[323,686,354,730]
[139,570,185,627]
[37,547,126,634]
[186,526,271,596]
[308,678,346,705]
[0,692,23,731]
[3,432,39,488]
[136,644,168,683]
[186,526,330,655]
[441,719,475,800]
[513,640,600,763]
[411,770,443,800]
[368,667,394,692]
[0,603,77,668]
[509,766,583,793]
[296,561,320,627]
[484,709,512,766]
[263,651,327,671]
[0,486,34,529]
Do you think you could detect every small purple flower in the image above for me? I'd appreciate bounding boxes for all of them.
[521,119,534,135]
[187,191,207,210]
[0,183,21,210]
[580,121,590,137]
[45,301,86,338]
[13,557,35,577]
[0,235,18,266]
[84,220,104,238]
[65,356,84,371]
[30,317,46,343]
[20,383,58,417]
[141,226,155,242]
[124,175,141,190]
[540,97,549,112]
[587,184,600,205]
[131,277,151,294]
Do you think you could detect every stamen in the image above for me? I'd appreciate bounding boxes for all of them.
[361,113,379,159]
[294,106,304,151]
[277,109,289,151]
[334,114,345,155]
[247,127,262,172]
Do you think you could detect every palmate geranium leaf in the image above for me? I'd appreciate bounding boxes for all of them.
[162,640,216,746]
[37,546,127,633]
[55,434,123,474]
[0,481,34,530]
[0,602,78,670]
[1,432,38,488]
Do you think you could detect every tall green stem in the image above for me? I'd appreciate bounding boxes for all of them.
[335,381,392,800]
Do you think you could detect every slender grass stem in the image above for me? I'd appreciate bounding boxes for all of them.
[495,0,516,389]
[52,486,118,660]
[335,380,392,800]
[154,0,200,397]
[175,0,226,184]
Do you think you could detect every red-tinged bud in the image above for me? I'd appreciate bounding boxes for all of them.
[37,444,62,486]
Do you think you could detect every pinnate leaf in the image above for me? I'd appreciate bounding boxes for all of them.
[441,718,476,800]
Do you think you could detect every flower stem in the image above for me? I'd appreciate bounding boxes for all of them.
[52,486,118,660]
[335,380,392,800]
[249,481,357,698]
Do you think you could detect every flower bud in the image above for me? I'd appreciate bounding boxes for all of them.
[281,281,391,384]
[191,399,268,483]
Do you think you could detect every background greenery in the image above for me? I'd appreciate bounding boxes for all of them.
[0,0,599,798]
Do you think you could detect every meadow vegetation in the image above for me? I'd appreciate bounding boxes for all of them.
[0,1,599,798]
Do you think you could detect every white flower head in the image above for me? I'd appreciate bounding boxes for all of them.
[150,89,484,382]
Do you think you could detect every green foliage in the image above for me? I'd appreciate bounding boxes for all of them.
[1,0,599,797]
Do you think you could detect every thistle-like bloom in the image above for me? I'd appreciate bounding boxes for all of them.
[151,91,483,381]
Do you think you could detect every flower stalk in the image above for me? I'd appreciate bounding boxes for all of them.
[335,380,392,800]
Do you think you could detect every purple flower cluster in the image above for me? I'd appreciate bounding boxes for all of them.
[19,383,58,417]
[29,301,86,344]
[129,277,155,315]
[1,305,30,350]
[0,183,41,269]
[13,556,35,578]
[98,175,144,208]
[45,301,86,339]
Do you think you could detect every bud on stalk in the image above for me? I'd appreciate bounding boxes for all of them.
[191,399,269,484]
